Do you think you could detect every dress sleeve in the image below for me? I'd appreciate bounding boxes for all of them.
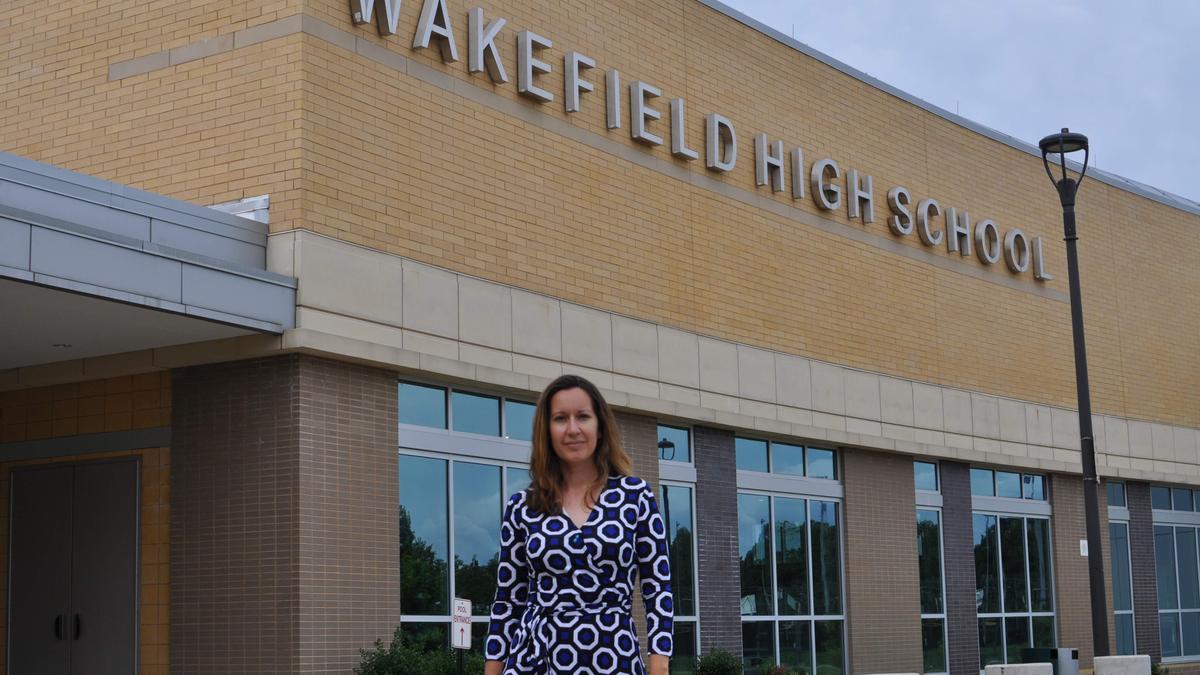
[637,484,674,656]
[485,492,530,662]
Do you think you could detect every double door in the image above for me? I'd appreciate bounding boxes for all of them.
[8,459,139,674]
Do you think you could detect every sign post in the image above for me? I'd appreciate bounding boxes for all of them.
[452,597,471,675]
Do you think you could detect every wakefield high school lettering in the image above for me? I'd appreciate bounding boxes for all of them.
[351,0,1055,281]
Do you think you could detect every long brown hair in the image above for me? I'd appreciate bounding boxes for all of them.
[526,374,632,514]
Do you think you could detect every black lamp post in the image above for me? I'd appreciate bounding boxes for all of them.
[1038,127,1109,657]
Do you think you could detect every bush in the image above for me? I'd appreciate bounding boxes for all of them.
[696,648,743,675]
[356,627,486,675]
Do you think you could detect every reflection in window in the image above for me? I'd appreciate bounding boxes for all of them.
[1153,486,1172,510]
[807,448,837,480]
[971,467,1047,500]
[400,382,447,428]
[1110,522,1135,655]
[915,462,939,492]
[736,438,769,472]
[661,484,698,675]
[658,425,691,463]
[399,455,449,614]
[1176,488,1196,512]
[400,454,529,644]
[917,509,946,674]
[1107,481,1126,508]
[504,400,535,441]
[452,391,500,436]
[771,443,805,476]
[738,492,844,673]
[975,513,1055,666]
[738,494,773,616]
[454,462,501,615]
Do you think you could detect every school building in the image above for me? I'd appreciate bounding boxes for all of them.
[2,0,1200,673]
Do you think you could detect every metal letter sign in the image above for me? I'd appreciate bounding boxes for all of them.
[452,598,472,649]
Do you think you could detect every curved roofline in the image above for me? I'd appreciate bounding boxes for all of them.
[698,0,1200,218]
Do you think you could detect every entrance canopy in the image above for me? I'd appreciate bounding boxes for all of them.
[0,152,295,371]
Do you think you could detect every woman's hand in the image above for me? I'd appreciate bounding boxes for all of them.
[483,659,503,675]
[648,653,669,675]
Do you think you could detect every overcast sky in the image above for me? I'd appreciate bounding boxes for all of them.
[719,0,1200,204]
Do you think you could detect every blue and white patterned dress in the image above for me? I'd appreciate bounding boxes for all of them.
[485,475,674,675]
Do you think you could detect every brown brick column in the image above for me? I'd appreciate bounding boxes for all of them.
[842,449,922,673]
[1126,482,1161,662]
[615,411,660,656]
[1050,473,1112,669]
[172,355,400,675]
[694,426,742,658]
[296,357,400,673]
[941,461,981,675]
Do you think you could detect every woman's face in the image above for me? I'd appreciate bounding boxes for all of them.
[548,387,599,468]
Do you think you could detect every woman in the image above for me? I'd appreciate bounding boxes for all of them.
[484,374,673,675]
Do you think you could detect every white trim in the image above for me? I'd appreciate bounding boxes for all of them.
[916,490,944,508]
[659,461,697,483]
[971,495,1052,517]
[400,424,532,464]
[1153,509,1200,527]
[737,470,844,499]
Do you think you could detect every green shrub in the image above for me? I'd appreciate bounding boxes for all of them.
[356,627,485,675]
[696,648,743,675]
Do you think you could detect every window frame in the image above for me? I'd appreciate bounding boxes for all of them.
[915,460,948,675]
[660,478,701,672]
[1153,503,1200,662]
[658,422,697,484]
[1107,518,1137,656]
[736,478,847,674]
[972,505,1057,667]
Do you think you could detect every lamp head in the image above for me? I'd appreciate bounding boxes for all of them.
[1039,127,1090,198]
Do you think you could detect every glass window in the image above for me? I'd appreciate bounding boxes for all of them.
[996,472,1022,499]
[1109,522,1134,655]
[742,622,775,671]
[917,508,947,674]
[771,442,805,476]
[975,513,1055,664]
[971,468,995,496]
[452,391,500,436]
[506,466,530,495]
[660,485,696,616]
[974,514,1000,613]
[738,491,844,674]
[399,382,447,428]
[1107,481,1126,507]
[400,453,529,640]
[1176,488,1195,512]
[1154,486,1173,510]
[1023,474,1046,501]
[738,494,773,615]
[658,424,691,463]
[775,498,809,615]
[1156,523,1200,657]
[807,448,836,480]
[917,510,943,614]
[661,483,699,675]
[503,400,535,441]
[915,462,939,492]
[399,455,449,614]
[453,462,501,615]
[922,618,947,674]
[736,438,769,472]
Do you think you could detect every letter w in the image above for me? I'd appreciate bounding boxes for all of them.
[351,0,402,36]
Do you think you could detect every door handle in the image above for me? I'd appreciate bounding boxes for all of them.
[54,614,63,640]
[73,613,81,640]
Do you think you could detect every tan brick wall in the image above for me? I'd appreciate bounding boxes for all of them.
[5,0,1200,430]
[0,372,170,442]
[843,449,923,673]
